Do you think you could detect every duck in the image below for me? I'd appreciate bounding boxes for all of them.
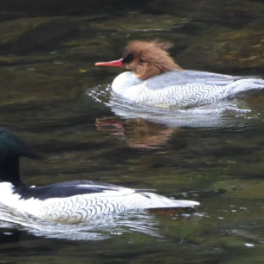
[0,127,199,224]
[95,40,264,108]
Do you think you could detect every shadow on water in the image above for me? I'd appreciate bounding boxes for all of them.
[1,0,264,263]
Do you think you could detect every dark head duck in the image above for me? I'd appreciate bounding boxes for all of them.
[0,127,199,224]
[0,127,43,186]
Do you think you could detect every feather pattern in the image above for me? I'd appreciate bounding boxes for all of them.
[0,126,199,225]
[112,71,264,108]
[0,181,199,224]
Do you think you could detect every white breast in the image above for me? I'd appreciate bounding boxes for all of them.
[112,72,142,95]
[0,182,41,217]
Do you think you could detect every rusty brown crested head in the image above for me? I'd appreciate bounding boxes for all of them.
[95,40,182,80]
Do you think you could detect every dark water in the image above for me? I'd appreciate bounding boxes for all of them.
[1,0,264,263]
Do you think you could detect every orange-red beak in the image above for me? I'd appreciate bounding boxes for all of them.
[95,58,124,67]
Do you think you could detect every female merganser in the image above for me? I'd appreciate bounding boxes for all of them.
[0,127,199,224]
[95,40,264,108]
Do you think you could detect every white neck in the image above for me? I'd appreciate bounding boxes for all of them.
[111,72,142,94]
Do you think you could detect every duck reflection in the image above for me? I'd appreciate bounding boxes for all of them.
[96,117,177,149]
[88,84,255,131]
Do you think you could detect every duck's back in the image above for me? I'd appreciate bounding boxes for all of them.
[1,180,198,224]
[112,71,264,108]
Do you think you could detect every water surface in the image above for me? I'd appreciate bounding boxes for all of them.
[1,0,264,263]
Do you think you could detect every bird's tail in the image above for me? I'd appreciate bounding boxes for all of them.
[229,78,264,96]
[142,192,200,209]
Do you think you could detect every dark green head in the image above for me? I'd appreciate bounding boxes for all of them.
[0,127,44,185]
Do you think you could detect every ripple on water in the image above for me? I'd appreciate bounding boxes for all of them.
[87,84,261,130]
[0,201,205,241]
[0,203,162,241]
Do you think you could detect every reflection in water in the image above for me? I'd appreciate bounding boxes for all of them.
[2,1,264,262]
[96,117,176,149]
[88,85,262,150]
[108,94,255,128]
[88,84,257,131]
[0,202,202,241]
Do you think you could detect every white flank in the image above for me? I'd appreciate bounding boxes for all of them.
[111,71,264,108]
[0,182,199,224]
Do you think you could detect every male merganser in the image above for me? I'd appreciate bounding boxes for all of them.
[0,127,199,224]
[95,40,264,108]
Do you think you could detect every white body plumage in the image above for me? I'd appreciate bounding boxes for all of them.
[112,71,264,108]
[0,182,199,224]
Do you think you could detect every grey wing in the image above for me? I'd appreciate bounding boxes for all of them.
[145,70,259,90]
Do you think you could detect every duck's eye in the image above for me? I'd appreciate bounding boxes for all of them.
[139,58,144,63]
[123,54,134,63]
